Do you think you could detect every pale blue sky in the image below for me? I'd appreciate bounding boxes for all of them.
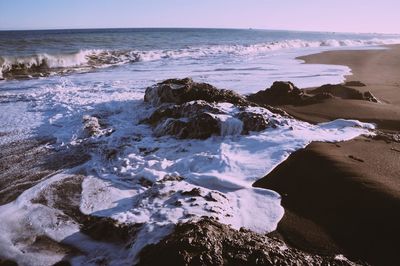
[0,0,399,33]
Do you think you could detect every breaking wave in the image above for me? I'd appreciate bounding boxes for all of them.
[1,37,400,80]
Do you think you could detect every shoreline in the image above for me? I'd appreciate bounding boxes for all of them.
[255,45,400,265]
[282,44,400,131]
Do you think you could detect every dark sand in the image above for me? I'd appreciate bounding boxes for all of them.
[256,45,400,265]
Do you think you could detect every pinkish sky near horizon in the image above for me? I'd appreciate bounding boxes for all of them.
[0,0,399,34]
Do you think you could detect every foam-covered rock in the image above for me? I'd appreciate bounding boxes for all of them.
[82,115,114,138]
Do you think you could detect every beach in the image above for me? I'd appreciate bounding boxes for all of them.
[283,44,400,130]
[256,44,400,265]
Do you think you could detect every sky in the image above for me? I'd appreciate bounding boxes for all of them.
[0,0,399,34]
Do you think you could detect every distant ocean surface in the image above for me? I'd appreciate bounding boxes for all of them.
[1,28,400,90]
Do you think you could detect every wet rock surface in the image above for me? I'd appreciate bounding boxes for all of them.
[144,78,248,106]
[142,79,276,139]
[139,218,363,266]
[247,82,379,106]
[344,81,367,87]
[309,84,379,103]
[237,111,270,134]
[247,81,306,106]
[146,101,222,139]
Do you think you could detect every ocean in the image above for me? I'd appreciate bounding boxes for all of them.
[0,28,395,265]
[1,28,400,89]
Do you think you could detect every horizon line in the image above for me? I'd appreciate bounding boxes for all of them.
[0,26,398,36]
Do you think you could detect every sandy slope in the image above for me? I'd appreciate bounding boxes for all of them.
[256,45,400,266]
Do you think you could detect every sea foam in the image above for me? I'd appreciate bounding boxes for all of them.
[0,77,376,265]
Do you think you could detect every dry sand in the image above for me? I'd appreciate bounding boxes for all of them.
[256,45,400,265]
[284,45,400,131]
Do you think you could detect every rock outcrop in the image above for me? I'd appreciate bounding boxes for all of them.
[309,84,378,103]
[144,78,248,106]
[143,78,379,139]
[142,79,275,139]
[139,218,363,266]
[247,81,306,105]
[344,81,366,87]
[247,82,379,106]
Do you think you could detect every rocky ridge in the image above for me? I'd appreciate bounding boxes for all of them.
[139,218,363,266]
[247,81,379,106]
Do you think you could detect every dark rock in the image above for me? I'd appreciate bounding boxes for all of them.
[371,131,400,143]
[363,91,379,103]
[144,78,248,106]
[181,188,202,197]
[309,84,364,100]
[160,175,185,182]
[144,101,222,126]
[139,177,154,187]
[142,79,289,139]
[154,112,220,139]
[302,92,335,105]
[344,81,366,87]
[248,82,379,106]
[138,218,363,266]
[309,84,380,103]
[247,81,306,105]
[236,112,269,134]
[53,261,72,266]
[81,216,142,243]
[0,259,18,266]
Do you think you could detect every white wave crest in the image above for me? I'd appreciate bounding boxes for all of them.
[1,37,400,80]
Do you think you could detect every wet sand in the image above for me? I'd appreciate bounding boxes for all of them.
[0,138,90,205]
[256,45,400,265]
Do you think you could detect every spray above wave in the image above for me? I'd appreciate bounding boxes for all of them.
[1,37,400,80]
